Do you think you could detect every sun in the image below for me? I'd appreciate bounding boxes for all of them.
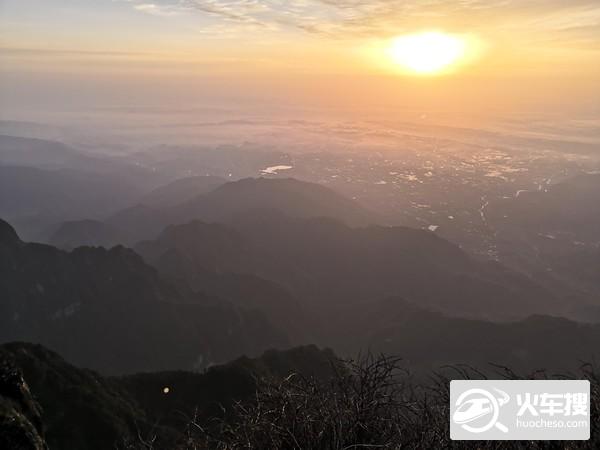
[389,31,467,75]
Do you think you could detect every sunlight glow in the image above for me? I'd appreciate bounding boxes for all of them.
[389,32,467,75]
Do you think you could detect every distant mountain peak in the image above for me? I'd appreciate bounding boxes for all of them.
[0,218,20,244]
[219,177,325,191]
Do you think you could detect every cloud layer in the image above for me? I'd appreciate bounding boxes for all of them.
[125,0,600,45]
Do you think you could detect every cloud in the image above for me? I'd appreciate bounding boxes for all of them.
[181,1,265,22]
[133,3,182,16]
[124,0,600,45]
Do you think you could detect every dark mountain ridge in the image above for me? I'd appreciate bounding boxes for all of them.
[333,297,600,374]
[0,342,336,450]
[140,175,226,208]
[0,219,290,374]
[136,211,561,320]
[107,177,377,243]
[46,219,129,250]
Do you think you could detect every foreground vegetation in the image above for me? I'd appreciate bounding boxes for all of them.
[2,343,599,449]
[134,356,600,450]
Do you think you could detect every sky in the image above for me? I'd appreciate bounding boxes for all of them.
[1,0,599,119]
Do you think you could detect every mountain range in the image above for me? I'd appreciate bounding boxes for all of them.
[2,212,598,379]
[0,219,290,374]
[0,342,336,450]
[106,177,377,244]
[135,211,561,320]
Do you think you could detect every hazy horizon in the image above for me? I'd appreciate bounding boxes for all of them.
[2,0,600,123]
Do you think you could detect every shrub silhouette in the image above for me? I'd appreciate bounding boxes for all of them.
[185,354,600,450]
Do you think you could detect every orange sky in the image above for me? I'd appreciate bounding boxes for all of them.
[1,1,599,117]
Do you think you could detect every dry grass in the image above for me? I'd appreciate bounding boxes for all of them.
[127,354,600,449]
